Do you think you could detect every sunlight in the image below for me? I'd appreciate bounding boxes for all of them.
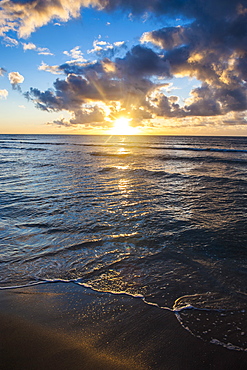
[109,117,140,135]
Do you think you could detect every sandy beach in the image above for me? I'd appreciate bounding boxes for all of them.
[0,282,246,370]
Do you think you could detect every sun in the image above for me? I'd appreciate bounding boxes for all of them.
[109,117,139,135]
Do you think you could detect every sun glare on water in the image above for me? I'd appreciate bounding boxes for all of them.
[109,117,139,135]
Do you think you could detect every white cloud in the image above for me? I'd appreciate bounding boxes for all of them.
[22,42,53,55]
[37,47,53,55]
[8,71,24,85]
[22,42,36,51]
[0,89,8,99]
[128,13,134,21]
[38,62,63,75]
[141,12,149,23]
[87,38,127,57]
[3,36,19,47]
[87,39,114,54]
[114,41,125,47]
[0,0,97,38]
[63,46,87,62]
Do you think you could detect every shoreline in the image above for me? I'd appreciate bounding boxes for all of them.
[1,281,247,369]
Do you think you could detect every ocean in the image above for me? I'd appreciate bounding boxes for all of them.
[0,134,246,352]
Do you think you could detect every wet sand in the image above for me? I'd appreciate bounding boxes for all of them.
[0,282,247,370]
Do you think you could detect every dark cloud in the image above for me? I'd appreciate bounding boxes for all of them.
[1,1,247,36]
[115,45,170,78]
[137,2,247,122]
[223,112,247,126]
[143,15,247,86]
[2,1,245,38]
[25,45,170,126]
[183,83,247,117]
[47,105,106,128]
[25,87,63,111]
[216,87,247,112]
[59,45,170,79]
[184,85,222,117]
[147,93,183,118]
[0,67,7,76]
[101,0,244,21]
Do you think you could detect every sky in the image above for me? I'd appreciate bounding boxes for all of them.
[1,0,247,135]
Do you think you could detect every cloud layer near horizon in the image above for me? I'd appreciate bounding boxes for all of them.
[2,0,247,129]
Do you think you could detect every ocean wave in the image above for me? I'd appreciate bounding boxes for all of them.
[98,166,247,184]
[0,145,47,151]
[98,166,182,181]
[24,147,47,151]
[153,146,247,153]
[1,135,247,155]
[0,146,13,150]
[156,154,247,165]
[21,239,104,263]
[91,151,131,157]
[174,297,247,352]
[98,166,117,173]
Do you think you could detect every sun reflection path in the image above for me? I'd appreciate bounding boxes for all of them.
[117,147,130,155]
[118,178,130,195]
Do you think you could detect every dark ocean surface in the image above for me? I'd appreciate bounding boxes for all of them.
[0,134,246,351]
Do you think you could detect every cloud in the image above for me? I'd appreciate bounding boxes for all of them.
[141,26,186,50]
[222,112,247,126]
[0,67,7,76]
[26,46,169,110]
[0,89,8,99]
[2,35,18,47]
[145,24,241,86]
[25,44,171,127]
[22,42,36,51]
[0,0,83,38]
[8,71,24,91]
[2,0,244,129]
[8,71,24,85]
[63,46,87,63]
[24,33,247,128]
[87,39,113,54]
[22,42,53,55]
[38,62,63,75]
[183,84,222,116]
[47,105,107,127]
[0,0,122,38]
[36,47,53,55]
[0,1,245,39]
[87,38,127,58]
[138,3,247,123]
[115,45,170,78]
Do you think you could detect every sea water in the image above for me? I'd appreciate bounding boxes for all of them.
[0,134,246,351]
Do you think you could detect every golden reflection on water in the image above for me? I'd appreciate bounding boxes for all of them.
[118,178,130,195]
[117,147,131,155]
[115,165,129,170]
